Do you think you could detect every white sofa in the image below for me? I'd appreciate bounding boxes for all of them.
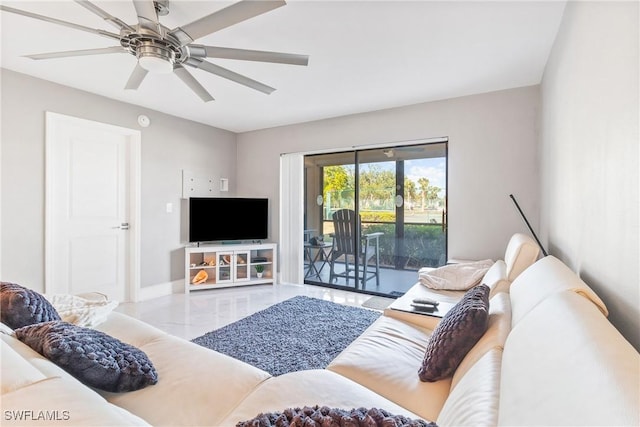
[2,239,638,426]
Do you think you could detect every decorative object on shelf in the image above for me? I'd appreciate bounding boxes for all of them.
[192,270,208,285]
[208,259,216,266]
[255,264,264,278]
[221,255,231,265]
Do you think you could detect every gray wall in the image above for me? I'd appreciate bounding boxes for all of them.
[237,86,541,263]
[540,1,639,350]
[0,69,236,292]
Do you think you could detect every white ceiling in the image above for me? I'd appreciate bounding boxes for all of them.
[0,1,566,133]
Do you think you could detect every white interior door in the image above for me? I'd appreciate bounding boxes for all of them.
[46,112,140,301]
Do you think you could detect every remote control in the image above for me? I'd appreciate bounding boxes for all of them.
[412,298,439,306]
[410,302,437,312]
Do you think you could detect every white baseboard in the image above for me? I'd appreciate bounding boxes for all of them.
[137,280,184,301]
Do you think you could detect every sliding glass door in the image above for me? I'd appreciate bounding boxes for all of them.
[303,141,447,297]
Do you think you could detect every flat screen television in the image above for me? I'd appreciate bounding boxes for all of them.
[189,197,268,243]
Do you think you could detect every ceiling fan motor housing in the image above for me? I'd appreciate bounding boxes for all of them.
[136,40,175,63]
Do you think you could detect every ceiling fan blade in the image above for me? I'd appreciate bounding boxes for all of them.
[0,5,121,41]
[174,66,214,102]
[191,45,308,66]
[124,64,149,90]
[25,46,127,60]
[185,58,275,95]
[170,0,286,46]
[132,0,160,32]
[74,1,134,32]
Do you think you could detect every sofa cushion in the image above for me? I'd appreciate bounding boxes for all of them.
[499,291,639,426]
[14,321,158,392]
[1,339,150,426]
[220,369,425,426]
[327,316,451,422]
[481,260,510,296]
[236,405,436,427]
[509,256,608,325]
[0,282,60,329]
[503,232,540,281]
[1,340,47,394]
[94,311,167,348]
[97,331,273,427]
[436,349,503,427]
[419,284,490,382]
[449,292,511,390]
[2,376,150,426]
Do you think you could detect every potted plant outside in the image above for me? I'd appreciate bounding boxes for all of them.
[254,264,265,278]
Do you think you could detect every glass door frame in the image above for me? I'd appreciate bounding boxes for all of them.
[302,139,448,296]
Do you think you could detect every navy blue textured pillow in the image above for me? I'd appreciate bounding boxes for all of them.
[0,282,61,329]
[15,321,158,392]
[419,284,490,382]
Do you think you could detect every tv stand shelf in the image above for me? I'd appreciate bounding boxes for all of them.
[185,243,277,292]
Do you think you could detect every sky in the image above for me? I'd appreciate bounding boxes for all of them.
[362,157,447,196]
[406,158,446,192]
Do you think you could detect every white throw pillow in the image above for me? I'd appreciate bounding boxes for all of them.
[419,260,494,290]
[45,293,119,328]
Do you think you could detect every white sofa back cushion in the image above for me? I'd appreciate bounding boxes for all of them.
[1,339,150,426]
[504,233,540,281]
[2,376,150,426]
[481,260,509,297]
[499,290,639,426]
[434,292,511,426]
[450,292,511,390]
[436,349,502,427]
[1,341,47,394]
[509,256,608,325]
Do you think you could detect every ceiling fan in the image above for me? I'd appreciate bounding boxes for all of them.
[0,0,309,102]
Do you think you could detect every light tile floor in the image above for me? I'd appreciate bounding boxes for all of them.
[116,283,374,341]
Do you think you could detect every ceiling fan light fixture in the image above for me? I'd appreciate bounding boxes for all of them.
[138,55,172,73]
[136,42,175,74]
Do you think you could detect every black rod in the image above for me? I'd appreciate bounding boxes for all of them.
[509,194,548,257]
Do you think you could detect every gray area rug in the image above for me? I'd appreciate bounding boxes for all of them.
[191,296,380,376]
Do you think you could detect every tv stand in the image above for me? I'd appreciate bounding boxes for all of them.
[184,242,277,293]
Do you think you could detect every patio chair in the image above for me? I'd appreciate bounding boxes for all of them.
[329,209,383,289]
